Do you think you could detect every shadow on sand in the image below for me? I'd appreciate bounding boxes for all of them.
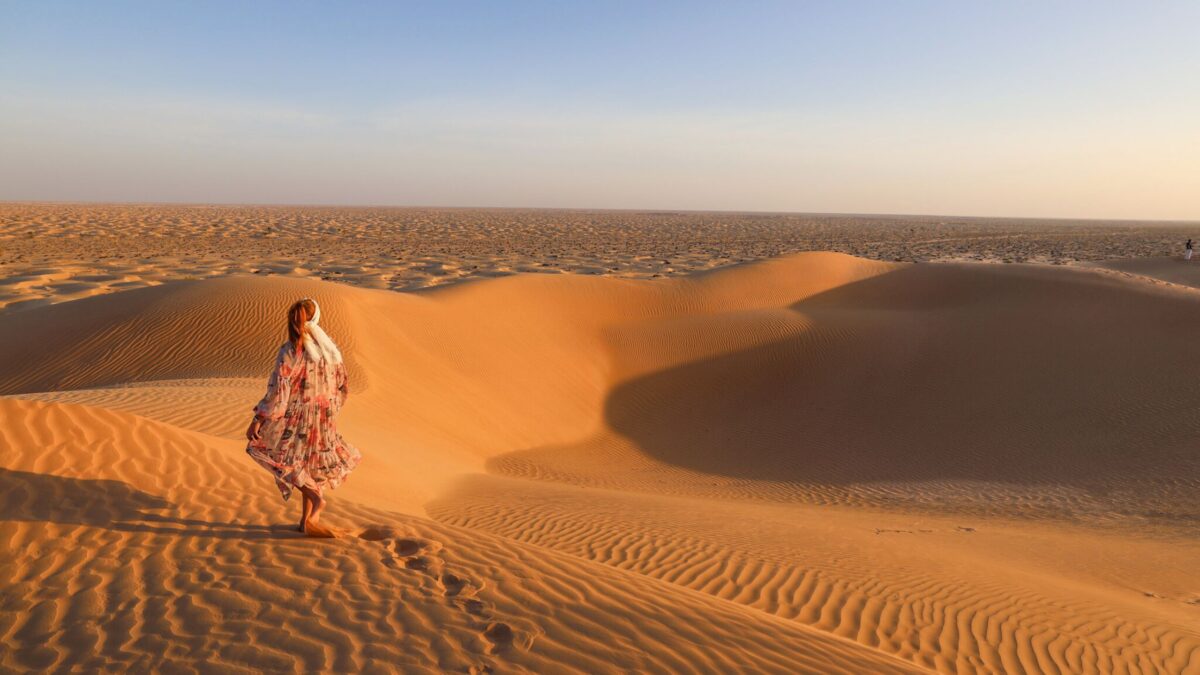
[602,263,1200,489]
[0,467,300,539]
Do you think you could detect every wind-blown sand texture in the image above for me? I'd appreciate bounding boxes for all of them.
[3,206,1200,673]
[2,202,1198,312]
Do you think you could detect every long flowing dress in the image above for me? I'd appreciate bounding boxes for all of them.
[246,342,361,500]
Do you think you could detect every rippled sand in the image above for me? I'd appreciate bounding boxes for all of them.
[2,204,1200,672]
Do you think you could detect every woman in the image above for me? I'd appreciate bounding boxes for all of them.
[246,298,361,533]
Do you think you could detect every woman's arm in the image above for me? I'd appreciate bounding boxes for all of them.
[245,415,264,441]
[333,362,349,412]
[252,346,294,423]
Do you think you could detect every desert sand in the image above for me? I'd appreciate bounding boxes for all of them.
[2,202,1198,312]
[2,204,1199,673]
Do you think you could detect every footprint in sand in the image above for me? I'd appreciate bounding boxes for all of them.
[393,538,425,556]
[359,529,445,573]
[442,572,482,597]
[404,556,434,572]
[357,526,535,656]
[359,530,448,581]
[355,526,398,541]
[459,598,489,616]
[483,622,514,653]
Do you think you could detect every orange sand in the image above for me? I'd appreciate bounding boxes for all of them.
[2,248,1199,672]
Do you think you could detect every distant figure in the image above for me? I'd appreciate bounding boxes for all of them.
[1187,239,1194,261]
[246,298,361,535]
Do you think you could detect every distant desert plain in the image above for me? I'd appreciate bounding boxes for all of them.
[2,202,1199,673]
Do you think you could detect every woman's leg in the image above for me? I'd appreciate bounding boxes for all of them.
[299,492,314,532]
[309,486,326,523]
[297,485,337,537]
[299,485,326,524]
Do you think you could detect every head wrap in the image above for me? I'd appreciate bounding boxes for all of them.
[298,297,343,364]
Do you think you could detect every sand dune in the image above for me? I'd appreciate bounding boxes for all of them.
[3,252,1199,672]
[1093,256,1200,290]
[520,262,1200,522]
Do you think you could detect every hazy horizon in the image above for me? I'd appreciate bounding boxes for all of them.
[2,1,1198,220]
[7,198,1200,226]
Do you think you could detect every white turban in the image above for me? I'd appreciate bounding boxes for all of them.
[298,298,343,364]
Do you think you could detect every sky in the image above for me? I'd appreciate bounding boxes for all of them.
[1,1,1197,219]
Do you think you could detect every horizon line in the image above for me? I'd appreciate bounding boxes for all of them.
[3,199,1197,226]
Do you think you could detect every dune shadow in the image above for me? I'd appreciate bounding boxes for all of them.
[0,468,293,539]
[602,263,1200,489]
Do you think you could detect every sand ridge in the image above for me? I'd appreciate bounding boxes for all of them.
[3,249,1200,672]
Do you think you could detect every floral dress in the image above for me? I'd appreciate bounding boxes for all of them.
[247,343,362,501]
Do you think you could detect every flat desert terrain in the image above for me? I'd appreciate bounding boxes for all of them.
[2,203,1199,673]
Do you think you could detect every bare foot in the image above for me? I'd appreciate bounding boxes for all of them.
[309,491,327,523]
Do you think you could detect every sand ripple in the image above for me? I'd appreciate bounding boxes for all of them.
[4,250,1200,672]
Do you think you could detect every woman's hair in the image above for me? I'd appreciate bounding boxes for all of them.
[287,298,317,355]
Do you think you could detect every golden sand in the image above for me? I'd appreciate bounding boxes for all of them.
[2,204,1199,672]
